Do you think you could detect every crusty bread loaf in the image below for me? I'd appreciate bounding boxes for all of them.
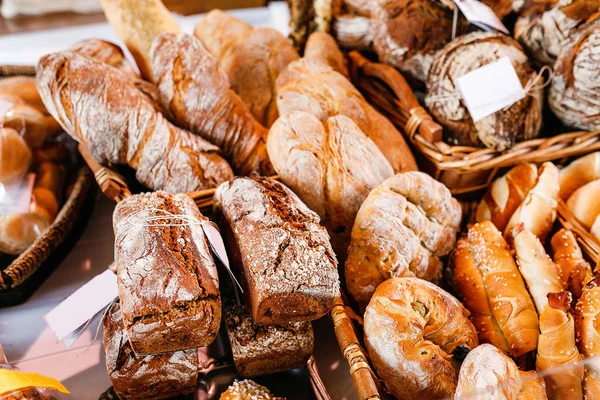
[219,380,281,400]
[276,57,416,173]
[36,51,233,192]
[559,152,600,200]
[475,163,538,232]
[304,31,349,78]
[537,291,584,400]
[70,38,138,78]
[100,0,181,80]
[103,302,198,400]
[214,176,340,325]
[425,32,543,150]
[194,10,299,127]
[566,179,600,230]
[225,303,313,377]
[0,127,31,184]
[518,371,548,400]
[113,191,221,354]
[345,172,461,308]
[551,229,592,299]
[505,162,559,241]
[364,277,478,400]
[453,221,539,357]
[151,33,273,176]
[267,110,394,256]
[575,273,600,399]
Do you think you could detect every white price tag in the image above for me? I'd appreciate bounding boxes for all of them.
[201,221,243,293]
[456,57,525,122]
[44,270,118,345]
[0,173,35,215]
[454,0,509,34]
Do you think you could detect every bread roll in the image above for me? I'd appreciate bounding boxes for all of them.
[425,32,543,150]
[0,213,49,255]
[151,33,273,176]
[505,162,559,241]
[364,277,478,400]
[475,163,538,232]
[0,76,46,112]
[37,51,233,193]
[453,221,539,357]
[113,192,221,354]
[575,273,600,399]
[194,10,299,127]
[549,16,600,131]
[276,57,417,174]
[513,228,564,312]
[567,179,600,230]
[219,380,281,400]
[518,371,548,400]
[267,110,393,256]
[551,229,592,299]
[0,127,31,184]
[214,176,340,324]
[304,31,349,78]
[345,172,461,308]
[591,214,600,243]
[100,0,181,80]
[560,152,600,200]
[537,291,584,400]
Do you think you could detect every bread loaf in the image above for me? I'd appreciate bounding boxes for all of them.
[266,111,393,256]
[36,51,233,192]
[276,57,416,173]
[551,229,593,299]
[214,176,340,325]
[425,32,543,150]
[0,127,31,184]
[151,33,273,176]
[103,302,198,400]
[225,303,313,377]
[475,163,538,232]
[505,162,559,241]
[518,371,549,399]
[549,16,600,131]
[575,273,600,399]
[536,291,584,400]
[304,31,349,78]
[0,213,48,255]
[566,179,600,229]
[559,152,600,200]
[364,277,478,400]
[345,172,461,308]
[452,221,539,357]
[194,10,299,127]
[113,191,221,354]
[219,380,281,400]
[100,0,181,80]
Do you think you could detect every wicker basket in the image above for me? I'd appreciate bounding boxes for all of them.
[0,66,95,306]
[347,52,600,198]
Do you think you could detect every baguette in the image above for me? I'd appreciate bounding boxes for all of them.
[151,33,274,176]
[513,227,564,313]
[100,0,181,80]
[475,163,538,232]
[505,162,559,241]
[36,51,233,192]
[566,179,600,230]
[453,221,539,357]
[559,152,600,200]
[551,228,592,299]
[304,31,350,78]
[575,273,600,399]
[592,215,600,243]
[70,38,138,78]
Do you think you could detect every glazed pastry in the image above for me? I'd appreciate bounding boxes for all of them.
[304,31,349,78]
[566,179,600,230]
[219,380,283,400]
[551,229,592,299]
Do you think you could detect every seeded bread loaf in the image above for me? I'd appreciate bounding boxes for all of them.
[113,191,221,355]
[225,303,314,377]
[103,302,199,400]
[214,176,340,325]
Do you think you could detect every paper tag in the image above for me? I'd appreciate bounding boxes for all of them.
[0,173,35,215]
[0,369,70,395]
[454,0,509,34]
[201,221,243,293]
[456,57,526,122]
[44,270,118,344]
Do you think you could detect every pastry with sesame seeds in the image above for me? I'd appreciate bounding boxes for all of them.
[575,271,600,399]
[219,379,284,400]
[551,229,592,300]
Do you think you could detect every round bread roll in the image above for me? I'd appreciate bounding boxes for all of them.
[364,277,478,400]
[559,152,600,200]
[425,32,543,150]
[345,172,461,308]
[0,127,31,184]
[549,16,600,131]
[219,379,280,400]
[0,212,49,255]
[0,76,46,112]
[566,179,600,230]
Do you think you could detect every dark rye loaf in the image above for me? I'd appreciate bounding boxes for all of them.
[214,176,340,325]
[113,191,221,355]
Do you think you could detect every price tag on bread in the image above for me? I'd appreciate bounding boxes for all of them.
[456,57,526,122]
[454,0,509,34]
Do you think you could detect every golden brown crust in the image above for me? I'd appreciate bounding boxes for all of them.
[364,277,478,400]
[475,163,538,232]
[304,31,350,78]
[559,152,600,200]
[219,380,282,400]
[0,127,31,184]
[575,274,600,398]
[551,229,592,299]
[566,179,600,230]
[0,76,46,112]
[454,221,539,357]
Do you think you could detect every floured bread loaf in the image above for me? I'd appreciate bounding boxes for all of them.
[425,32,543,150]
[549,16,600,131]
